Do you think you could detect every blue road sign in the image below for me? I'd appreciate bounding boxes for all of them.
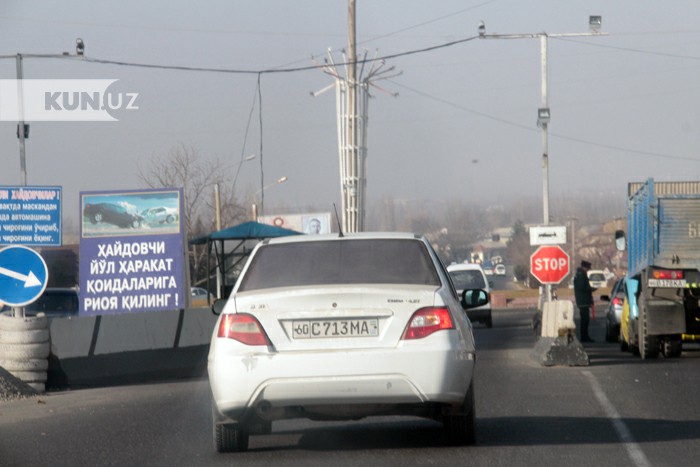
[0,245,48,307]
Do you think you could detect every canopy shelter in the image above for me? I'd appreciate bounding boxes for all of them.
[189,221,301,301]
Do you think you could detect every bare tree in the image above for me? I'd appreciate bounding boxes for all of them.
[137,143,249,286]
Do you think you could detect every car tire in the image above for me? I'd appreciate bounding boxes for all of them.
[212,403,249,452]
[166,215,174,223]
[214,422,249,452]
[605,322,617,343]
[620,339,629,352]
[443,381,476,446]
[91,212,103,224]
[131,219,141,229]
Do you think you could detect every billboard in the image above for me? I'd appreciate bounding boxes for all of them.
[258,212,332,234]
[79,189,185,315]
[0,186,62,246]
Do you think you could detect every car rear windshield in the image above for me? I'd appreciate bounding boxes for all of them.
[449,270,486,289]
[237,238,441,291]
[589,273,606,281]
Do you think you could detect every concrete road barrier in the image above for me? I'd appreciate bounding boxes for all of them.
[47,308,218,388]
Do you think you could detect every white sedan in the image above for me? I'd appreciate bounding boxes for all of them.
[207,232,487,452]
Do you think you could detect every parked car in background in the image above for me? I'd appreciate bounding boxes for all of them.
[600,277,626,342]
[191,287,213,307]
[587,269,608,289]
[83,202,144,229]
[1,288,79,319]
[208,233,485,452]
[141,206,179,226]
[447,263,492,328]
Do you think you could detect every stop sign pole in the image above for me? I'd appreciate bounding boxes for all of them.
[530,245,570,287]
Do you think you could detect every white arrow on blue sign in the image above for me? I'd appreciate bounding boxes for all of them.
[0,245,49,307]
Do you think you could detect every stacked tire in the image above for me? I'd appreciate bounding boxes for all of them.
[0,312,50,393]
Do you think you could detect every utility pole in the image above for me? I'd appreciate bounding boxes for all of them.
[479,16,606,228]
[347,0,359,232]
[313,2,399,232]
[16,54,27,186]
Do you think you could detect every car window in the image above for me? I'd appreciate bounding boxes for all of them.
[238,239,441,291]
[589,273,606,281]
[449,270,486,289]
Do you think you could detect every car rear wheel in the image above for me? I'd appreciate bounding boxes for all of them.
[443,382,476,446]
[214,421,249,453]
[605,322,619,343]
[90,212,103,224]
[212,403,249,452]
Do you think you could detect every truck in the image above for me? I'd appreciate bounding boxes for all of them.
[616,178,700,359]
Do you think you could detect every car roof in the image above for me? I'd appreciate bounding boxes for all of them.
[447,263,486,272]
[262,232,422,245]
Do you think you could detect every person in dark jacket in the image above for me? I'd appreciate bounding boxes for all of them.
[573,260,594,342]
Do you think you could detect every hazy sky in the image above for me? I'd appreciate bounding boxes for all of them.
[1,1,699,228]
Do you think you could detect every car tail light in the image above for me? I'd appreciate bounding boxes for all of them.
[612,297,622,306]
[651,269,683,280]
[217,313,271,346]
[402,307,454,340]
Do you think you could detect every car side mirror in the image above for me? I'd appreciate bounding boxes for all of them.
[461,288,489,309]
[211,299,227,316]
[614,230,626,252]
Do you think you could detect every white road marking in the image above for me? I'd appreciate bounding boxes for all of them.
[582,370,651,467]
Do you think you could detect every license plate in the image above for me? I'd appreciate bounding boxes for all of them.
[292,319,379,339]
[648,279,686,288]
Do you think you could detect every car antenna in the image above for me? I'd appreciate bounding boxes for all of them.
[333,203,344,237]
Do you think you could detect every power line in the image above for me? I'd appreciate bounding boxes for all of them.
[0,35,480,74]
[390,79,699,163]
[555,36,700,60]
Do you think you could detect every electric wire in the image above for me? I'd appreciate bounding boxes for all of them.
[390,79,699,163]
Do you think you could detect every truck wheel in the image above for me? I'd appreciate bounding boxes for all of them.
[662,336,682,358]
[638,296,659,360]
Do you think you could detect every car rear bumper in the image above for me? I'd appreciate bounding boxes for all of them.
[209,336,475,421]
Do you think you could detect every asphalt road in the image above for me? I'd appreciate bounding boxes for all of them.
[2,308,700,466]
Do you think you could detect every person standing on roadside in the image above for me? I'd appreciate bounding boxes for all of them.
[574,260,594,343]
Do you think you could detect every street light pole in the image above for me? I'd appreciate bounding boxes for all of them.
[540,34,549,226]
[16,54,27,186]
[479,17,605,304]
[11,39,85,187]
[479,17,606,227]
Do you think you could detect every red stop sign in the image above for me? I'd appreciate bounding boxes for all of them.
[530,245,570,284]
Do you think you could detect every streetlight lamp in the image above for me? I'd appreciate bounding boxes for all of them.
[479,17,606,226]
[252,176,288,221]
